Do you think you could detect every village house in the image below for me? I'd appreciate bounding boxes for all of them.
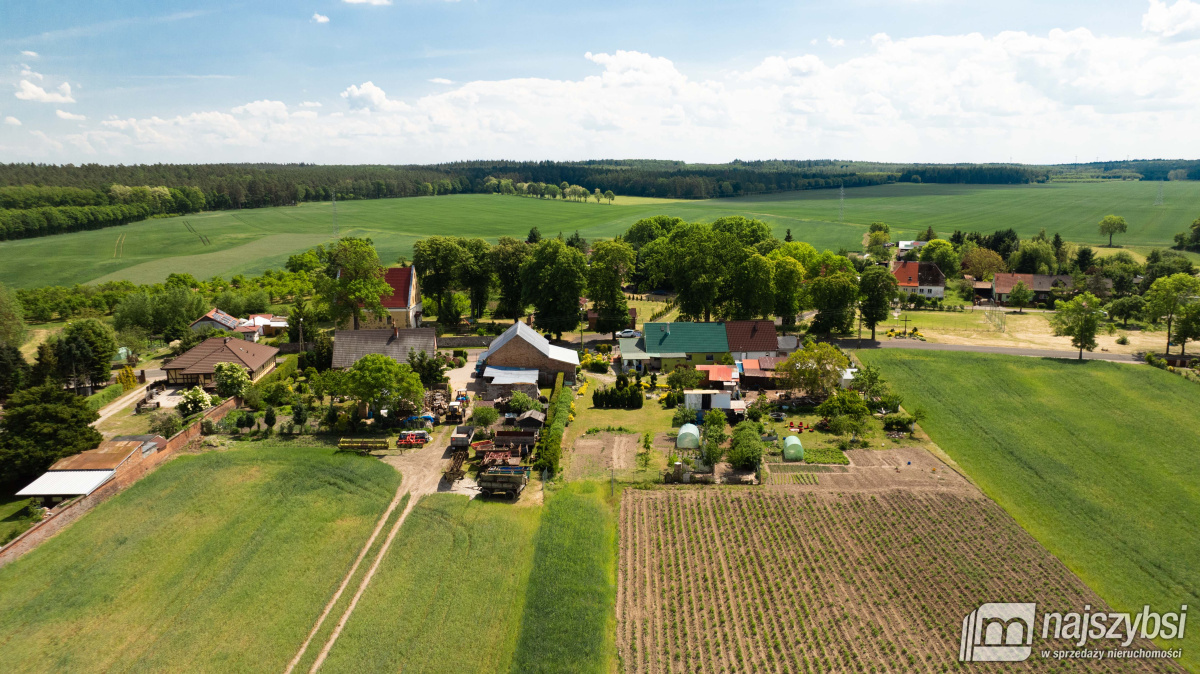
[247,313,288,337]
[163,337,279,386]
[190,308,262,341]
[992,273,1071,305]
[331,327,437,369]
[897,240,927,256]
[477,322,579,386]
[891,261,946,299]
[694,364,738,391]
[725,320,779,360]
[618,322,729,372]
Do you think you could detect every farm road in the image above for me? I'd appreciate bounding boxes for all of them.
[91,384,148,427]
[838,338,1143,363]
[288,429,458,673]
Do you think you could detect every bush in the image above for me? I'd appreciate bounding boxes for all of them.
[177,386,212,417]
[84,383,125,411]
[883,413,916,432]
[816,389,870,420]
[592,385,643,410]
[200,418,215,435]
[452,349,468,359]
[727,422,764,470]
[1116,335,1129,345]
[149,410,183,438]
[508,391,538,414]
[471,406,499,427]
[533,384,573,474]
[672,406,694,427]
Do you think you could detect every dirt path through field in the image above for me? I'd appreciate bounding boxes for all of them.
[91,384,149,427]
[286,430,454,674]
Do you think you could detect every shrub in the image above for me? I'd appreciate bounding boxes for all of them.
[149,410,183,438]
[533,383,573,474]
[672,406,694,427]
[452,349,468,359]
[1116,335,1129,345]
[292,402,308,429]
[883,413,916,432]
[471,406,499,427]
[177,386,212,417]
[508,391,538,414]
[200,418,215,435]
[84,383,125,411]
[592,385,643,410]
[816,389,870,420]
[727,422,764,470]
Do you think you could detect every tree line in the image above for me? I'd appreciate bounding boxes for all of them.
[0,183,207,241]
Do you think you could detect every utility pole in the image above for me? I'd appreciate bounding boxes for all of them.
[298,317,304,353]
[332,191,339,239]
[839,182,845,222]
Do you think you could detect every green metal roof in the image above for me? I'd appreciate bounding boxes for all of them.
[641,322,729,356]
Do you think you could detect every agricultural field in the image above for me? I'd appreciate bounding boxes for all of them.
[0,444,400,673]
[4,180,1198,289]
[319,481,617,674]
[618,489,1179,673]
[855,349,1200,670]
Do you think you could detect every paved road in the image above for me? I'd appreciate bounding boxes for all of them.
[834,338,1142,363]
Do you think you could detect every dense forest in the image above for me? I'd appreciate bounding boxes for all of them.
[0,158,1194,242]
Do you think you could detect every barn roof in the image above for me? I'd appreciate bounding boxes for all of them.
[331,328,437,369]
[724,320,778,353]
[480,322,579,366]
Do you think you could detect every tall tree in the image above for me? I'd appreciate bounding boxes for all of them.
[520,239,587,340]
[1174,304,1200,357]
[666,224,723,322]
[0,344,28,402]
[1050,292,1104,359]
[526,227,542,244]
[0,384,102,486]
[318,237,391,330]
[1099,215,1128,248]
[411,236,467,326]
[624,215,684,250]
[490,237,531,320]
[772,256,804,332]
[729,253,775,320]
[961,247,1005,280]
[345,353,425,413]
[858,266,899,340]
[918,239,960,278]
[808,272,859,334]
[1007,281,1034,313]
[458,238,494,319]
[0,282,26,349]
[62,319,117,388]
[774,341,849,398]
[588,239,636,338]
[1144,273,1200,353]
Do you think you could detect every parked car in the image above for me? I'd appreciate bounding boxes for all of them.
[616,329,642,338]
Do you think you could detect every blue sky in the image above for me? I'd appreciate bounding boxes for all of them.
[3,0,1200,164]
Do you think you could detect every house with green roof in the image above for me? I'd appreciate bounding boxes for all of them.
[618,322,730,372]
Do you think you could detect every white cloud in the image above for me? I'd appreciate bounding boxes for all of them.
[21,50,39,58]
[56,109,86,120]
[312,12,330,23]
[15,20,1200,164]
[1143,0,1200,38]
[340,81,410,111]
[429,78,454,84]
[20,67,43,80]
[299,101,322,108]
[343,0,391,4]
[4,116,20,126]
[827,36,846,47]
[14,80,75,103]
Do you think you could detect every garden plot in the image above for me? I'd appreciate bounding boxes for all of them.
[567,432,640,480]
[618,490,1182,674]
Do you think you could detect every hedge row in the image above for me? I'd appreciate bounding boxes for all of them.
[84,383,125,411]
[534,373,571,474]
[0,203,154,241]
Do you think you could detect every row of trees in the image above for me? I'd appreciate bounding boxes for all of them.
[0,184,208,241]
[483,177,617,204]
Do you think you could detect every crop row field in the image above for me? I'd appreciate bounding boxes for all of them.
[3,180,1199,288]
[856,350,1200,671]
[618,490,1181,673]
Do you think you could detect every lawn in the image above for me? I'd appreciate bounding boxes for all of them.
[8,180,1194,288]
[0,444,400,673]
[320,482,617,674]
[855,349,1200,669]
[0,495,33,544]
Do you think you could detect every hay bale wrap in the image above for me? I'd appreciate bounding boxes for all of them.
[783,435,804,461]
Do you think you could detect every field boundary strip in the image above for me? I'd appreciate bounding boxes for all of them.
[284,481,414,674]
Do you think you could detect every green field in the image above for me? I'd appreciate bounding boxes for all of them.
[855,350,1200,669]
[5,180,1198,289]
[0,445,400,673]
[321,481,616,674]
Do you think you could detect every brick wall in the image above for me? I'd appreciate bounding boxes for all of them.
[0,397,240,568]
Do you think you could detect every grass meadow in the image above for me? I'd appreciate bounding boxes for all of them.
[321,482,617,674]
[0,445,400,673]
[855,349,1200,670]
[5,180,1199,288]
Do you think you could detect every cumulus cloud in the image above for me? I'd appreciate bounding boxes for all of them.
[1143,0,1200,38]
[343,0,391,5]
[4,116,20,126]
[312,13,330,23]
[56,109,86,120]
[299,101,322,108]
[15,79,74,103]
[827,36,846,47]
[15,17,1200,164]
[21,50,39,58]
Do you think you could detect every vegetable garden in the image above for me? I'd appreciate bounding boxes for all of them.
[618,490,1179,673]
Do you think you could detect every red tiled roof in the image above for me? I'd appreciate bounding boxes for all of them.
[891,261,946,288]
[695,365,736,382]
[380,267,416,309]
[163,337,278,376]
[742,358,760,369]
[724,320,778,352]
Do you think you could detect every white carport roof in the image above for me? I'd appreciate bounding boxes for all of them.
[483,366,540,385]
[17,470,114,497]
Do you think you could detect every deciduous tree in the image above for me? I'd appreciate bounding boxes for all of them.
[1007,280,1034,313]
[808,272,859,334]
[1144,273,1200,353]
[1050,292,1104,359]
[213,362,251,398]
[588,239,636,338]
[490,237,531,319]
[1099,214,1128,248]
[857,266,898,340]
[318,237,391,330]
[412,236,467,326]
[0,385,101,485]
[520,239,587,340]
[0,282,26,349]
[775,341,849,398]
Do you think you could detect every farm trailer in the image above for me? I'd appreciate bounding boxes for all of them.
[477,466,530,499]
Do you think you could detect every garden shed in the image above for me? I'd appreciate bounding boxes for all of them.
[783,435,804,461]
[677,423,700,449]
